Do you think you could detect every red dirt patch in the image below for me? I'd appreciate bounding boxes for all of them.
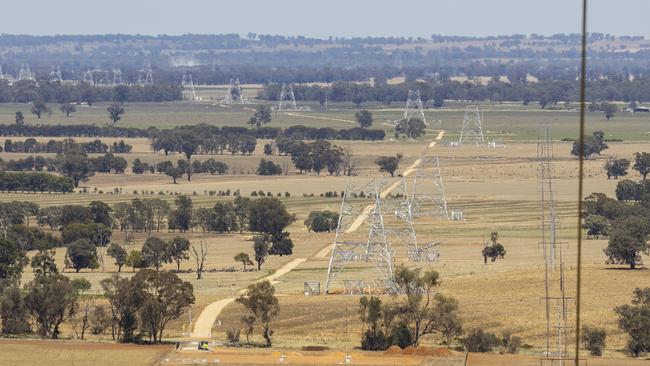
[384,345,403,355]
[431,347,453,357]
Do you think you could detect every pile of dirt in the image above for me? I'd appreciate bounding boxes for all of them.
[384,345,403,355]
[302,345,329,352]
[414,346,435,356]
[402,345,417,355]
[431,348,453,357]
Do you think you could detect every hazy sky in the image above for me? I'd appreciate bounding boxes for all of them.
[3,0,649,38]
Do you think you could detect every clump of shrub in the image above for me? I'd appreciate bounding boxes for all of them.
[581,325,606,356]
[461,329,500,353]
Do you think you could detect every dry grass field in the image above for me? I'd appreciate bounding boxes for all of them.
[1,104,650,364]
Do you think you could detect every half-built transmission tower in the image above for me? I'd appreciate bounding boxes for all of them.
[403,90,427,125]
[182,74,198,101]
[277,83,298,112]
[50,66,63,83]
[18,64,34,81]
[325,178,396,294]
[458,105,485,146]
[409,155,449,220]
[538,125,573,363]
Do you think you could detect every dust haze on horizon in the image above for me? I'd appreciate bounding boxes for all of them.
[3,0,650,39]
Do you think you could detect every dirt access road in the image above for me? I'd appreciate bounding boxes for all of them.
[192,130,445,338]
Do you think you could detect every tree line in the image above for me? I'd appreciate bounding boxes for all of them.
[261,78,650,107]
[0,79,181,104]
[0,239,194,343]
[0,122,385,143]
[3,138,132,154]
[0,171,73,192]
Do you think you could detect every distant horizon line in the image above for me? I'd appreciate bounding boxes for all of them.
[0,32,646,40]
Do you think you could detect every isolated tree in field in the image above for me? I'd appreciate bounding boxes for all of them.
[604,158,630,179]
[168,236,190,271]
[253,235,269,270]
[263,143,273,155]
[304,210,339,232]
[583,215,609,239]
[355,109,373,128]
[604,216,649,269]
[236,280,279,347]
[615,287,650,356]
[66,239,99,273]
[190,240,208,280]
[396,118,425,138]
[107,243,127,272]
[31,100,50,119]
[107,102,125,126]
[248,105,272,128]
[601,102,617,120]
[24,274,78,338]
[0,237,28,281]
[633,152,650,180]
[571,131,608,158]
[157,161,184,184]
[60,103,76,117]
[375,154,402,177]
[482,232,506,264]
[59,153,94,187]
[234,252,253,271]
[15,111,24,125]
[133,269,195,343]
[248,197,295,237]
[269,232,293,256]
[141,236,170,271]
[581,325,606,356]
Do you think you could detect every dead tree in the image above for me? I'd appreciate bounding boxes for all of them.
[191,239,208,279]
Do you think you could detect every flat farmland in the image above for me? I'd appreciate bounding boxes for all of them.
[0,101,648,142]
[0,104,648,364]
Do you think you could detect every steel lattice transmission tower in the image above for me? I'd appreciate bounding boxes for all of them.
[277,83,298,112]
[403,90,427,125]
[18,64,34,81]
[140,60,154,85]
[50,66,63,83]
[181,74,198,101]
[82,70,94,85]
[325,178,396,294]
[458,105,485,146]
[223,78,246,105]
[410,155,449,220]
[112,69,124,86]
[538,126,573,363]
